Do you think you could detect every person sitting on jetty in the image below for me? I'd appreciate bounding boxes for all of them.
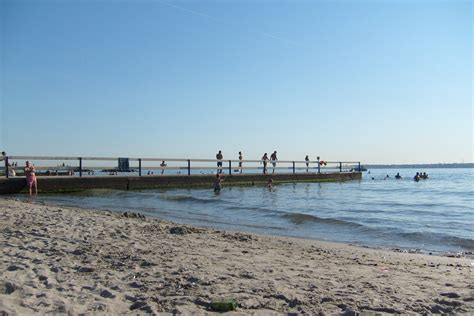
[8,163,16,177]
[24,161,37,196]
[414,172,420,182]
[261,153,269,174]
[213,174,224,193]
[395,173,402,179]
[216,150,223,174]
[305,155,310,172]
[270,151,278,174]
[160,161,167,175]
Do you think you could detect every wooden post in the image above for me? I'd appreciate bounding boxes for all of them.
[317,156,320,174]
[187,160,191,176]
[4,157,8,179]
[339,162,342,172]
[139,159,142,176]
[228,160,231,175]
[78,157,83,177]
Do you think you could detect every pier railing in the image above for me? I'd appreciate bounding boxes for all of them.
[1,155,362,178]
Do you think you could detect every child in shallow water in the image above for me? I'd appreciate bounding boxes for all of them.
[213,174,223,193]
[24,161,37,196]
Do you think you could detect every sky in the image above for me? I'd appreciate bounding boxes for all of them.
[1,0,472,164]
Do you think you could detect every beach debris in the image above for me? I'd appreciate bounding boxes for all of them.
[122,211,145,219]
[440,292,461,299]
[129,300,153,313]
[3,281,18,295]
[210,299,238,312]
[194,297,211,309]
[100,289,116,299]
[169,226,200,235]
[6,265,22,271]
[239,271,256,279]
[71,248,85,256]
[88,302,107,312]
[77,266,95,273]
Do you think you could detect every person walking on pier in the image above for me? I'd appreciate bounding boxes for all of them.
[216,150,223,174]
[24,161,37,196]
[238,151,243,174]
[305,155,310,172]
[261,153,269,174]
[270,151,278,174]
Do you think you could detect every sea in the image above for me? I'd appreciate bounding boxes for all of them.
[18,168,474,255]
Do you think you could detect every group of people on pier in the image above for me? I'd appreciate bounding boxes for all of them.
[216,150,321,175]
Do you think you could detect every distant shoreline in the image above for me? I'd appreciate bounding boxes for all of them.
[365,163,473,169]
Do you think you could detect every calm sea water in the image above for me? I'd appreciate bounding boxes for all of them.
[20,168,473,255]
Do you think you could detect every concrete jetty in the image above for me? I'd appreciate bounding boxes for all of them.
[0,172,361,194]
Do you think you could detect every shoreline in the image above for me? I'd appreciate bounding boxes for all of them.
[1,198,473,314]
[11,195,474,259]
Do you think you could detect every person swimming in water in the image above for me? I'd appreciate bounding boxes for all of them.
[266,178,273,189]
[395,172,402,179]
[213,174,224,193]
[414,172,420,182]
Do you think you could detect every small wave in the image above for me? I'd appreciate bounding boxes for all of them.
[71,188,124,196]
[160,195,219,204]
[225,205,280,215]
[282,212,363,228]
[398,232,474,250]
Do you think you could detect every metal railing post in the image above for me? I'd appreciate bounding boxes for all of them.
[79,157,82,177]
[139,158,142,176]
[317,157,320,174]
[292,161,295,174]
[5,157,9,179]
[339,162,342,173]
[187,159,191,176]
[228,160,231,175]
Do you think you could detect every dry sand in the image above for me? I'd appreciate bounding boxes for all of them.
[0,198,473,315]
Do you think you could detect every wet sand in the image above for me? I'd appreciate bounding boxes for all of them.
[0,198,473,314]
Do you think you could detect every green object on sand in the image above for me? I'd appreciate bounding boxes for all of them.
[210,299,237,312]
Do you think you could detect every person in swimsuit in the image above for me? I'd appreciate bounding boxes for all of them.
[266,178,273,189]
[395,173,402,179]
[216,151,223,174]
[305,155,310,172]
[24,161,37,196]
[213,174,223,193]
[270,151,278,174]
[160,161,167,175]
[261,153,269,174]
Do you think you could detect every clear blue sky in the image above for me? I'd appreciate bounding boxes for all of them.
[1,0,472,164]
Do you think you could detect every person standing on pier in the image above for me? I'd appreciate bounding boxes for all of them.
[261,153,269,174]
[160,161,167,175]
[305,155,310,172]
[270,151,278,174]
[24,161,37,196]
[238,151,243,174]
[216,150,223,174]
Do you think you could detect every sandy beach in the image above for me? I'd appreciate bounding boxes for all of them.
[0,198,473,315]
